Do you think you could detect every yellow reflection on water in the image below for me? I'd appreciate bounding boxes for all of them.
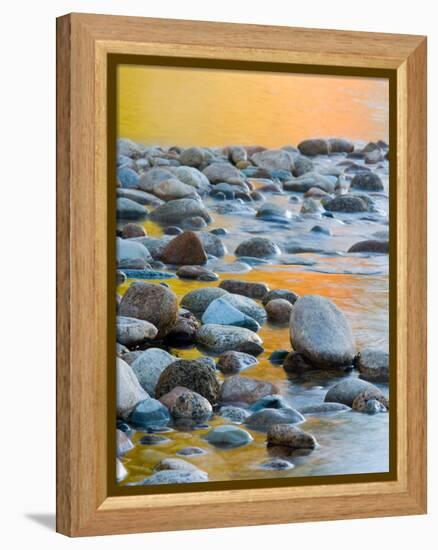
[117,65,388,148]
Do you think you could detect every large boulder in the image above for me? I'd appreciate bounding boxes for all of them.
[196,324,264,355]
[131,348,176,396]
[155,359,221,404]
[235,237,281,258]
[159,231,208,265]
[150,198,212,224]
[118,282,178,338]
[251,149,293,171]
[290,295,356,368]
[220,375,278,404]
[116,357,148,419]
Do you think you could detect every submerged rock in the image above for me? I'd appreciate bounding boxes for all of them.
[196,324,264,355]
[118,282,178,338]
[205,425,253,448]
[129,397,171,429]
[245,408,304,431]
[218,405,251,423]
[220,375,278,404]
[217,350,259,375]
[290,295,356,368]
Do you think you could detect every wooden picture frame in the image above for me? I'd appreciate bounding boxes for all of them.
[56,13,427,537]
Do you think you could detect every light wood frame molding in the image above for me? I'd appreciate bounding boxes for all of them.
[56,13,427,537]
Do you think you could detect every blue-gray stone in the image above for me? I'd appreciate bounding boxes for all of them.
[245,407,304,431]
[118,166,140,188]
[249,395,292,412]
[141,470,208,485]
[129,398,170,429]
[268,350,289,365]
[218,406,251,424]
[202,297,260,332]
[119,269,177,280]
[205,425,253,448]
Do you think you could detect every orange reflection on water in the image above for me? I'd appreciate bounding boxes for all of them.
[117,65,388,148]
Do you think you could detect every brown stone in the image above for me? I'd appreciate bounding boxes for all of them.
[160,231,208,265]
[118,282,178,338]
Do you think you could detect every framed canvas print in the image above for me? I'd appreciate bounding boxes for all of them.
[56,13,427,536]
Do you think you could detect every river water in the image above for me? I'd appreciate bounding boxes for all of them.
[116,155,390,485]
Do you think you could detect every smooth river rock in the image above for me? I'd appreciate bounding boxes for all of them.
[116,357,148,419]
[196,324,264,355]
[159,231,208,265]
[116,316,158,346]
[205,425,253,448]
[245,408,305,431]
[171,390,213,421]
[324,377,387,407]
[131,348,176,396]
[129,397,171,429]
[219,279,269,300]
[235,237,281,258]
[150,198,212,224]
[220,375,279,404]
[181,287,228,317]
[202,297,261,332]
[357,348,389,382]
[290,295,356,368]
[216,350,259,375]
[155,359,221,404]
[267,425,318,449]
[118,282,179,338]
